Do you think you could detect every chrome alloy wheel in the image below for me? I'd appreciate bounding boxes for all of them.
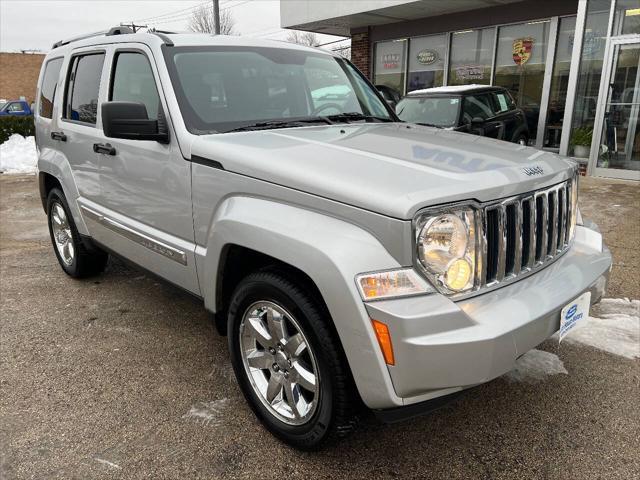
[239,301,319,425]
[50,202,74,266]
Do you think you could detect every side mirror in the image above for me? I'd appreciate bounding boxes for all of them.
[471,116,485,125]
[102,101,169,143]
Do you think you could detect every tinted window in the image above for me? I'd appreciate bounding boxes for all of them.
[65,53,105,125]
[110,52,160,120]
[163,46,392,134]
[462,94,493,123]
[492,91,516,114]
[39,58,63,119]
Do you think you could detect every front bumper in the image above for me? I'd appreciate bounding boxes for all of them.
[365,224,611,407]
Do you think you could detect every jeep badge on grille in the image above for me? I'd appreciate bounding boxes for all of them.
[522,165,544,176]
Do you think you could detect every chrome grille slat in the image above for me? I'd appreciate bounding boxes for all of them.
[479,178,574,292]
[496,205,507,282]
[513,201,522,276]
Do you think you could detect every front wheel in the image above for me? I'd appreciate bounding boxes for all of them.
[227,270,357,450]
[516,134,529,146]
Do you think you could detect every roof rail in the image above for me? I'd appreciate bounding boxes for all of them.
[147,28,175,46]
[51,25,134,49]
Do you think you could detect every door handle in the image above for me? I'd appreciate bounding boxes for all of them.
[93,143,116,155]
[51,131,67,142]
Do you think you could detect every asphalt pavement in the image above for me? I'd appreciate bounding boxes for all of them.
[0,174,638,479]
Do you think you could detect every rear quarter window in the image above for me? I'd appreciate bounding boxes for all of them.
[39,57,63,119]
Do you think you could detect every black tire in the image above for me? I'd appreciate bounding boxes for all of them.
[46,188,108,278]
[228,270,358,450]
[515,134,528,146]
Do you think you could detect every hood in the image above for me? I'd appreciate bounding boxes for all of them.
[191,123,575,220]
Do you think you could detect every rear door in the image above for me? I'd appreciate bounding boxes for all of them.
[57,48,107,203]
[489,90,523,143]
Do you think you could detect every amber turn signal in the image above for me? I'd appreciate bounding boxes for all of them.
[371,319,395,366]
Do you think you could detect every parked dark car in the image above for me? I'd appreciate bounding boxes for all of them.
[0,100,33,116]
[376,84,402,108]
[396,85,530,145]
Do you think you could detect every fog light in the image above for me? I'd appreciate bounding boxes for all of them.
[445,258,471,291]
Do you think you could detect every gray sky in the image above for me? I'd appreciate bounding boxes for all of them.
[0,0,346,52]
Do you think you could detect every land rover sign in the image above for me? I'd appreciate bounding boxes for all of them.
[417,49,438,65]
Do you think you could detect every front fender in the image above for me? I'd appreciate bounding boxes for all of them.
[197,196,406,409]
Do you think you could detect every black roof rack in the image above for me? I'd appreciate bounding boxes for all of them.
[147,28,175,46]
[51,25,134,49]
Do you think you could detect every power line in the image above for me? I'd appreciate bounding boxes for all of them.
[132,1,208,23]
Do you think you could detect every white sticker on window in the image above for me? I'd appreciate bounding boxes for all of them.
[497,94,508,111]
[450,98,459,104]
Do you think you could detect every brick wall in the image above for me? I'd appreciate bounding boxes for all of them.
[0,53,45,104]
[351,30,370,79]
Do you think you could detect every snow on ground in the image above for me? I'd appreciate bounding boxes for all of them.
[182,399,229,426]
[505,349,568,383]
[561,298,640,359]
[0,135,37,174]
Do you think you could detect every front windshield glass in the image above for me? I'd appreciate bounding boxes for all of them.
[395,96,460,127]
[163,46,393,133]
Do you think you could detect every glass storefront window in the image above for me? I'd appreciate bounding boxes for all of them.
[544,16,577,149]
[568,0,611,157]
[407,34,447,92]
[597,43,640,171]
[614,0,640,35]
[373,39,407,98]
[448,28,495,86]
[494,20,551,143]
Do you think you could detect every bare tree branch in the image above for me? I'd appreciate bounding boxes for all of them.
[286,30,320,47]
[188,5,236,35]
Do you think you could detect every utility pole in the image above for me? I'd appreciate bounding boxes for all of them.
[213,0,220,35]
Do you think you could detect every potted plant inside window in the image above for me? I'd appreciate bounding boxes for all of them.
[571,127,593,158]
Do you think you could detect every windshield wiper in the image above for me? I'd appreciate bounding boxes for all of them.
[225,117,333,133]
[414,122,443,129]
[326,112,393,123]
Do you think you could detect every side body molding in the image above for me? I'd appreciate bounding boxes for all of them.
[196,196,405,409]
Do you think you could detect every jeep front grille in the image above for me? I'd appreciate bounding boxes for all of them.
[481,178,574,287]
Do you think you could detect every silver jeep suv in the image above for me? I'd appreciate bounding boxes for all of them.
[35,28,611,449]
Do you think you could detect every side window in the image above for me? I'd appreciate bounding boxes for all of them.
[492,91,515,114]
[7,103,25,112]
[462,94,493,123]
[110,52,160,120]
[39,58,63,119]
[64,53,105,125]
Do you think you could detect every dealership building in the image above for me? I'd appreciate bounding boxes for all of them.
[282,0,640,180]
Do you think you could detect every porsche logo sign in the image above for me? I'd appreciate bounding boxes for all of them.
[513,38,533,65]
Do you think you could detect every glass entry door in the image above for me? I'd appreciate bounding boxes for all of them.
[593,39,640,180]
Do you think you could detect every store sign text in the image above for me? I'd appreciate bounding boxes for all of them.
[455,65,484,80]
[381,53,401,69]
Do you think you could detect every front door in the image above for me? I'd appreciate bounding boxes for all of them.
[593,39,640,180]
[91,45,199,294]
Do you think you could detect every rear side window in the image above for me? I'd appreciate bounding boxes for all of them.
[492,91,516,114]
[64,53,105,125]
[39,58,63,119]
[110,52,160,120]
[7,103,25,112]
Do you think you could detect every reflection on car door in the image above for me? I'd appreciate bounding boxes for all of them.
[92,45,199,294]
[461,93,504,140]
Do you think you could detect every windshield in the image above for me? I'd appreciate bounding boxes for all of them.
[395,96,460,128]
[163,46,394,134]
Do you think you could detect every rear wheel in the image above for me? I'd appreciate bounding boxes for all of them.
[227,270,357,450]
[47,188,108,278]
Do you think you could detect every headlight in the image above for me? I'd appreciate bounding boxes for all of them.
[415,208,478,294]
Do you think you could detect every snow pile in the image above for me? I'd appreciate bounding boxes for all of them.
[563,298,639,359]
[505,349,568,383]
[0,134,37,174]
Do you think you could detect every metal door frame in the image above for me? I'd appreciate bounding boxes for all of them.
[589,34,640,180]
